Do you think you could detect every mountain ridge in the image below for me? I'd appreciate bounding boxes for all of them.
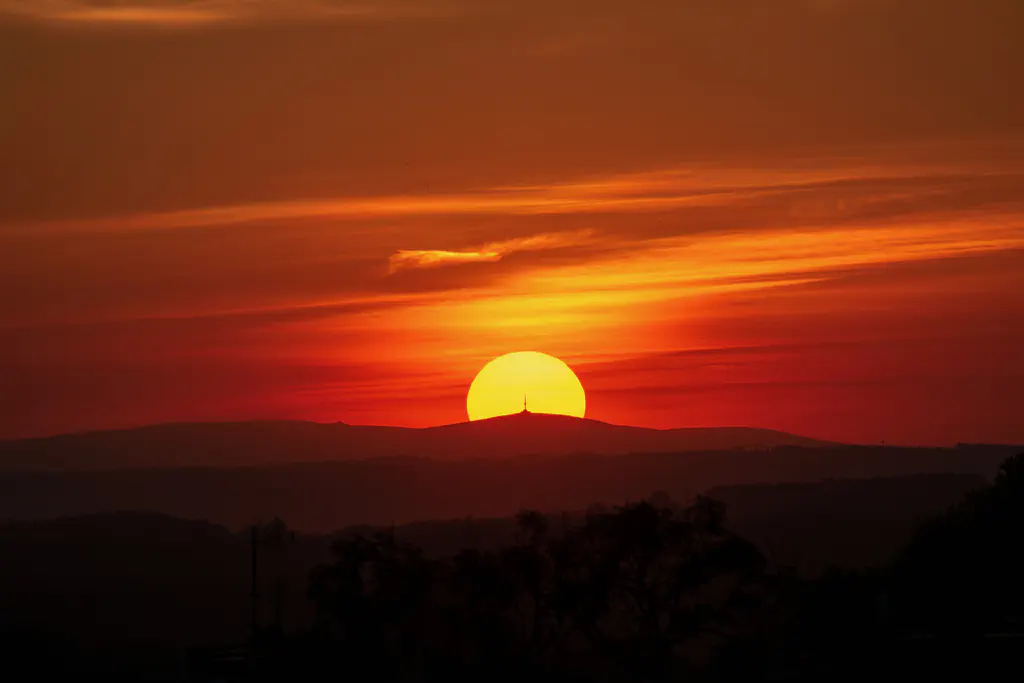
[0,413,833,472]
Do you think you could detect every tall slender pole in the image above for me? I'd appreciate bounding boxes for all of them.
[250,523,259,646]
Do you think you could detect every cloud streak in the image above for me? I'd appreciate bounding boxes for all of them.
[13,159,1019,237]
[388,231,594,274]
[0,0,450,25]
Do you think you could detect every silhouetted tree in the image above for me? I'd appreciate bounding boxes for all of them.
[892,453,1024,635]
[308,530,441,679]
[561,497,766,681]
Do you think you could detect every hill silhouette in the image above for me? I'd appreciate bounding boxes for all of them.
[0,445,1012,532]
[0,413,832,472]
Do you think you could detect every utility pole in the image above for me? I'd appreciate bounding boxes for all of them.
[250,523,259,647]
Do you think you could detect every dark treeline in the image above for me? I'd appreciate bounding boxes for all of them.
[1,457,1021,681]
[297,497,766,683]
[261,455,1023,682]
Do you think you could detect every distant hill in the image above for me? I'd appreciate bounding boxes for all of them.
[707,473,989,572]
[332,472,985,563]
[0,413,832,472]
[0,444,1014,532]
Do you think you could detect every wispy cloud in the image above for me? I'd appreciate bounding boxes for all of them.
[383,217,1024,360]
[0,1,449,26]
[388,230,594,274]
[15,161,1011,236]
[389,249,503,273]
[35,4,228,25]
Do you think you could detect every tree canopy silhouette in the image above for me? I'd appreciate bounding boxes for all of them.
[307,496,767,682]
[893,453,1024,635]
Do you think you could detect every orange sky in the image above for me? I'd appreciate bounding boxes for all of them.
[2,1,1023,445]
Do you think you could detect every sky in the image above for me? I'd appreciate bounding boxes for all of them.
[2,0,1023,445]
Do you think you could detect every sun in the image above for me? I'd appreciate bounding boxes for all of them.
[467,351,586,421]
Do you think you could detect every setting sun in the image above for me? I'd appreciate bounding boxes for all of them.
[466,352,586,421]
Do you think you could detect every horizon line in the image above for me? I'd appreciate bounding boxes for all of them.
[0,413,999,449]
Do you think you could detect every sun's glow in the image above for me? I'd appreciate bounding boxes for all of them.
[466,352,586,421]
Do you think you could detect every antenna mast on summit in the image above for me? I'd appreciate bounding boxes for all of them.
[523,393,528,413]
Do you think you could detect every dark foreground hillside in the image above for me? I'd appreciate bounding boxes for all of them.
[0,468,1012,680]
